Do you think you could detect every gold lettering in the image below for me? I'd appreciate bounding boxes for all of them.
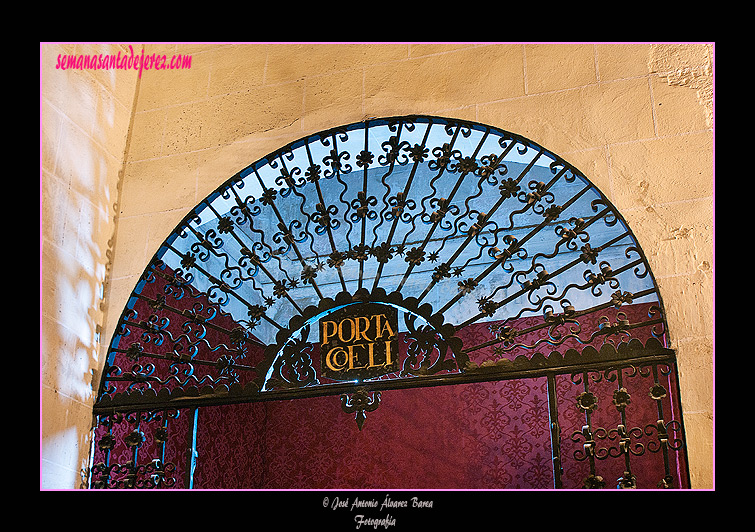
[338,318,355,343]
[378,314,396,339]
[322,308,398,376]
[348,344,368,370]
[326,346,348,372]
[354,316,372,342]
[367,341,377,368]
[321,320,337,345]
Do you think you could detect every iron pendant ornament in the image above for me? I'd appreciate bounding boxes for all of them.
[341,387,382,430]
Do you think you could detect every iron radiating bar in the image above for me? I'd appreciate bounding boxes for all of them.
[164,242,285,330]
[461,286,660,355]
[452,228,635,331]
[358,123,371,290]
[415,136,524,304]
[235,171,326,301]
[438,181,592,318]
[397,127,491,292]
[133,267,265,347]
[371,120,433,291]
[356,122,403,291]
[179,220,305,316]
[396,124,465,292]
[302,141,348,292]
[433,154,565,316]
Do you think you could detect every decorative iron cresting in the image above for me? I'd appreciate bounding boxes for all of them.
[91,115,688,489]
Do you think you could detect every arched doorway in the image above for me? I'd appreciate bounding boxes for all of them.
[89,115,689,489]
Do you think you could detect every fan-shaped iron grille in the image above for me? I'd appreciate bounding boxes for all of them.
[91,116,687,489]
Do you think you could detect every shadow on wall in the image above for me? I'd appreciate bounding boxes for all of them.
[41,43,138,488]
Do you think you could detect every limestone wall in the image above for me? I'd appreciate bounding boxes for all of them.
[41,43,714,489]
[41,43,139,487]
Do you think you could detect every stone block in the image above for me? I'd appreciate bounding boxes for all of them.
[681,411,714,489]
[364,44,525,115]
[525,43,597,93]
[651,76,710,136]
[265,43,407,85]
[608,131,713,213]
[161,82,304,156]
[207,44,268,98]
[479,78,655,152]
[596,43,653,81]
[119,153,200,217]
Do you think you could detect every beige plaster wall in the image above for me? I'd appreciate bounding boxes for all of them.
[41,43,714,489]
[41,43,139,488]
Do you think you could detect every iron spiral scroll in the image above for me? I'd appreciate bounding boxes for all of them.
[92,115,686,488]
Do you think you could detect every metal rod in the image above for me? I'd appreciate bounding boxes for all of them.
[93,352,676,415]
[546,373,563,489]
[184,407,199,489]
[371,120,433,291]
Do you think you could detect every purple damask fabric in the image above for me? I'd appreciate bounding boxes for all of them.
[190,301,687,489]
[193,379,554,489]
[94,263,687,489]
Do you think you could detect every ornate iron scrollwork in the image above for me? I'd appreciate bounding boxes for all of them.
[93,115,686,489]
[402,313,458,377]
[90,409,181,489]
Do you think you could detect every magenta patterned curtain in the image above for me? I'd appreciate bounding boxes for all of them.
[93,263,687,489]
[189,300,686,489]
[191,350,686,489]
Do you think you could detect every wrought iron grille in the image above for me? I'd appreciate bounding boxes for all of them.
[90,115,689,489]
